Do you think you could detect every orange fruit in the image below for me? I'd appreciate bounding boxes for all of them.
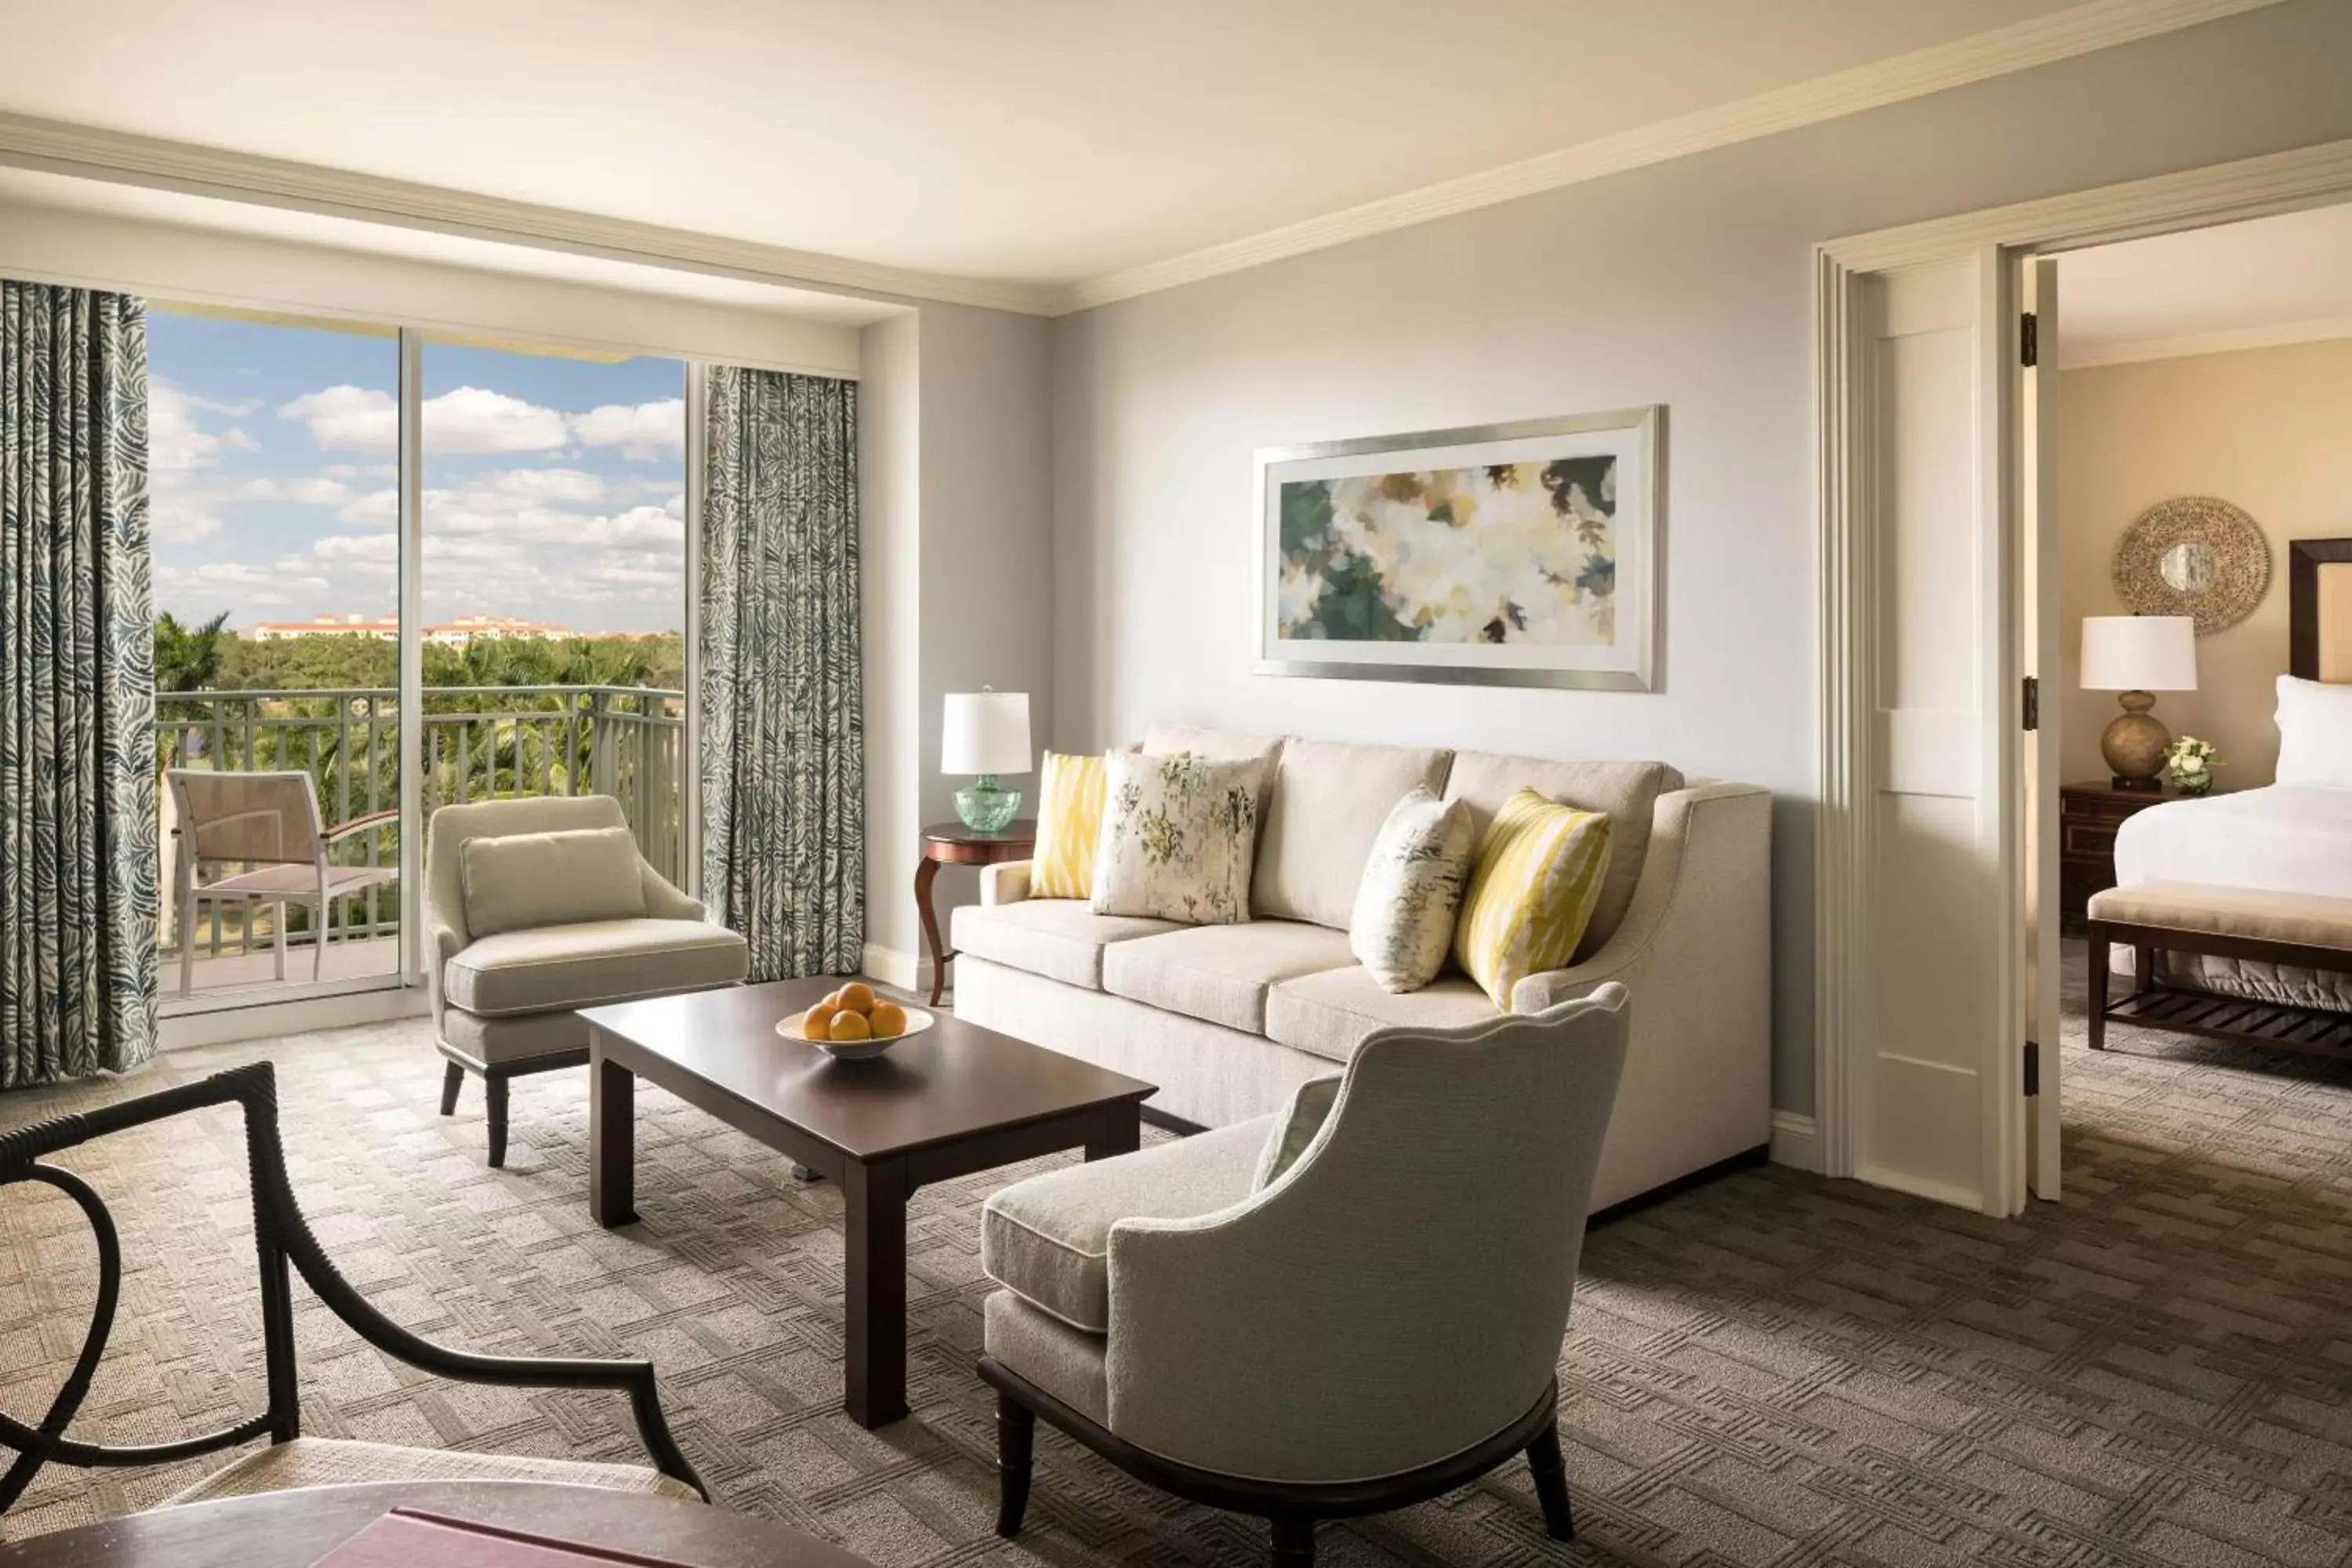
[820,988,844,1011]
[800,1004,838,1041]
[867,1001,906,1040]
[836,982,877,1015]
[828,1010,873,1042]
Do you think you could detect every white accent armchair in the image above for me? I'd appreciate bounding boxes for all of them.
[977,983,1631,1567]
[426,796,747,1166]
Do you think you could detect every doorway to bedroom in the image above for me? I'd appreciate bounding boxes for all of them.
[2038,199,2352,1199]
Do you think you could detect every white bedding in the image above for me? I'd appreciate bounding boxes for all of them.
[2111,785,2352,1008]
[2114,785,2352,897]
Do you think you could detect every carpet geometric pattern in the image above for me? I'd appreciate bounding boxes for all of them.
[5,955,2352,1566]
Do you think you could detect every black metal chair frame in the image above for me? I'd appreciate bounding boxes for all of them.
[979,1358,1573,1568]
[0,1061,707,1513]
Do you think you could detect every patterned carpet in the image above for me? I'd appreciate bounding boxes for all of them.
[5,952,2352,1566]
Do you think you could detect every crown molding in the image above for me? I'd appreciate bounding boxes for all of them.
[1057,0,2288,314]
[2063,312,2352,368]
[0,111,1062,318]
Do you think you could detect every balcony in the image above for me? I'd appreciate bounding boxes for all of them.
[160,683,686,1004]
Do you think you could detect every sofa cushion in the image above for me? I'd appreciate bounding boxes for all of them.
[1443,753,1682,960]
[1263,964,1501,1064]
[1252,739,1453,929]
[952,898,1181,991]
[459,825,646,938]
[1102,920,1359,1034]
[444,918,747,1016]
[985,1291,1109,1423]
[982,1116,1275,1331]
[1091,753,1264,925]
[1350,786,1477,992]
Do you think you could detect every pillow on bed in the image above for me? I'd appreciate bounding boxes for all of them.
[2274,675,2352,789]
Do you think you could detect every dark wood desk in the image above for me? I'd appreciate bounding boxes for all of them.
[582,978,1153,1428]
[0,1480,866,1568]
[917,818,1036,1004]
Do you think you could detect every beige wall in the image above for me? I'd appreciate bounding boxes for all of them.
[1049,0,2352,1116]
[2059,336,2352,789]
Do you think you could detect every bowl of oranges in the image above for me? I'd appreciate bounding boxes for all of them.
[779,982,931,1060]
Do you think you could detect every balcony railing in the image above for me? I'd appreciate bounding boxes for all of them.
[158,684,686,973]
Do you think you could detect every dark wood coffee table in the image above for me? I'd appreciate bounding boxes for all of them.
[581,978,1154,1428]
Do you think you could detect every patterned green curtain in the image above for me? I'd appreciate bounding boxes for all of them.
[699,367,862,981]
[1,281,157,1087]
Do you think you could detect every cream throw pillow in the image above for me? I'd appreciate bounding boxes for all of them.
[1091,753,1262,924]
[1348,787,1477,993]
[1030,751,1109,898]
[1453,789,1614,1008]
[460,825,646,938]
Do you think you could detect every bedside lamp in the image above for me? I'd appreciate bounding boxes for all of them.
[942,688,1031,833]
[2079,615,2196,790]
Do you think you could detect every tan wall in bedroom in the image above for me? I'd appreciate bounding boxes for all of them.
[2060,336,2352,790]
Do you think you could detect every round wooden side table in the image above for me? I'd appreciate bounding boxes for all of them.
[917,818,1036,1005]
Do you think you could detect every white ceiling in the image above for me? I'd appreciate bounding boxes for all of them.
[2059,201,2352,366]
[0,0,2106,296]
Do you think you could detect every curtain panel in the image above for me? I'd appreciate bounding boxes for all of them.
[1,281,157,1088]
[698,367,862,981]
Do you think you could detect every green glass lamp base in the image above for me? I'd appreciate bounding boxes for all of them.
[956,775,1022,834]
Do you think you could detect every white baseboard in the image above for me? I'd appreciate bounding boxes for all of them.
[160,985,430,1050]
[862,942,926,994]
[1768,1110,1820,1174]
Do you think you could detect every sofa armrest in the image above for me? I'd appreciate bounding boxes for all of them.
[981,860,1034,906]
[1512,782,1769,1011]
[1508,780,1773,1207]
[639,862,708,921]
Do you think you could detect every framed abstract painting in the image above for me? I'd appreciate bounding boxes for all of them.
[1255,407,1663,691]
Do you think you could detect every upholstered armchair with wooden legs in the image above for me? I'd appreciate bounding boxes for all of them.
[977,984,1631,1568]
[426,796,747,1166]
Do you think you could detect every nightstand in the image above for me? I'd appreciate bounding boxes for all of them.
[2060,781,2183,930]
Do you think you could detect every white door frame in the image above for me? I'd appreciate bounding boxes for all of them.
[1813,135,2352,1214]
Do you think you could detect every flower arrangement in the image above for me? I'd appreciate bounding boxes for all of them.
[2165,735,2223,796]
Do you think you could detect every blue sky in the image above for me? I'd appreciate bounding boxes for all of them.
[149,311,686,633]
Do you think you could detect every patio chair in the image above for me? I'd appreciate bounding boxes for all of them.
[165,769,401,997]
[0,1061,707,1513]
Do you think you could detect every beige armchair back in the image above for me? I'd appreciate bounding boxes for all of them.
[1104,983,1630,1485]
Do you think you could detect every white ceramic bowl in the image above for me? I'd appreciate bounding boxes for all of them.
[775,1002,935,1060]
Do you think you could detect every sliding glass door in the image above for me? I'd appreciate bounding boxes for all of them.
[152,307,688,1016]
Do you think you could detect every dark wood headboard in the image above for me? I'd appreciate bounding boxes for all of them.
[2291,538,2352,681]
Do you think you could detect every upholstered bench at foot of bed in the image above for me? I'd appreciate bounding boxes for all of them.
[2085,881,2352,1062]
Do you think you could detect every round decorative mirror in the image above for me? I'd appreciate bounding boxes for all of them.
[2113,496,2268,635]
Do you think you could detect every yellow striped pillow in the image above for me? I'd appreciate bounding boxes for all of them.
[1453,789,1615,1009]
[1031,751,1109,899]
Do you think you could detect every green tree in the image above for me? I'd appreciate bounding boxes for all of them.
[154,611,232,692]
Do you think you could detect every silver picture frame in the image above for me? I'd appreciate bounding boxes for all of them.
[1254,407,1664,692]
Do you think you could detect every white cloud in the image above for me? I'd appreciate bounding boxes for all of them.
[570,398,685,461]
[151,380,236,472]
[315,532,398,564]
[152,497,222,544]
[280,385,397,452]
[426,387,571,454]
[155,557,330,608]
[339,489,399,524]
[235,475,352,505]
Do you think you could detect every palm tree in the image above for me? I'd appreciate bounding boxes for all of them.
[154,610,231,692]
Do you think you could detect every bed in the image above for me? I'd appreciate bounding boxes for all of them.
[2114,784,2352,1011]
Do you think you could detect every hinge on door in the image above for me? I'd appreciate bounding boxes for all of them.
[2020,311,2038,368]
[2024,1040,2041,1096]
[2022,675,2039,731]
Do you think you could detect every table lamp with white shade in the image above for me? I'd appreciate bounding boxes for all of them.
[942,688,1032,833]
[2079,615,2197,789]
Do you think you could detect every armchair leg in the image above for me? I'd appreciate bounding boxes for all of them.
[439,1062,465,1117]
[1270,1516,1316,1568]
[1526,1418,1576,1541]
[485,1073,510,1168]
[994,1389,1035,1537]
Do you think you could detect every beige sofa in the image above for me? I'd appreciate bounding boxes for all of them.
[951,727,1771,1214]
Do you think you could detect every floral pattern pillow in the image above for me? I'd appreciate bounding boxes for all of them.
[1090,753,1263,924]
[1348,786,1477,993]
